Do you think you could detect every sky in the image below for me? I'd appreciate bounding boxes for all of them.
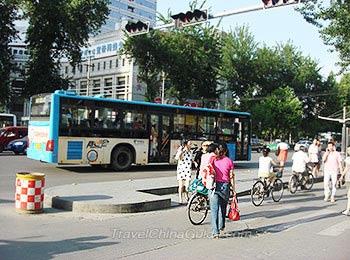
[156,0,340,78]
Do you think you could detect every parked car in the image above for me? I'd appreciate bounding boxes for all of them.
[251,138,264,153]
[267,139,281,151]
[294,140,312,152]
[7,136,28,155]
[0,126,28,153]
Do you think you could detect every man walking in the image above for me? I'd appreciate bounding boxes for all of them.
[322,142,343,202]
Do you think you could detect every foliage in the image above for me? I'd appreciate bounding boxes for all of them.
[297,0,350,72]
[251,87,302,140]
[0,0,18,109]
[122,0,222,104]
[21,0,110,97]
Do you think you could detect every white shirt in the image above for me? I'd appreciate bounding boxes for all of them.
[292,151,309,173]
[308,144,319,163]
[277,142,289,150]
[344,157,350,182]
[259,156,273,175]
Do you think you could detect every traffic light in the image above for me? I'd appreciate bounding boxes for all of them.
[125,21,150,36]
[262,0,299,7]
[171,9,208,28]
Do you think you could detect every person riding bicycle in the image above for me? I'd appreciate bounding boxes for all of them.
[258,146,282,186]
[292,145,309,176]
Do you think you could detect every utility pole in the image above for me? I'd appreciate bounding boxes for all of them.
[319,106,350,155]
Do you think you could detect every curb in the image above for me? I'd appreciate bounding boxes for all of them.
[45,176,325,214]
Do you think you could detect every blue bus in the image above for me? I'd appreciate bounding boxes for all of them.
[27,90,251,171]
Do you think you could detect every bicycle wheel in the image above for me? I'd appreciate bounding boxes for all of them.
[187,193,209,225]
[289,175,298,194]
[271,178,284,202]
[303,173,314,190]
[251,180,265,206]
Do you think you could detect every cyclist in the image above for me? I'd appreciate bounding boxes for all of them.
[292,145,309,187]
[258,146,282,186]
[292,145,309,172]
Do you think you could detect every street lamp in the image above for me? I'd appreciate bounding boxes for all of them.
[85,50,95,96]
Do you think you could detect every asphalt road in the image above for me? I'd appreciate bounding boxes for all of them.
[1,151,350,260]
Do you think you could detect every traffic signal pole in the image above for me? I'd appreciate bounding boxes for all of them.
[152,1,300,31]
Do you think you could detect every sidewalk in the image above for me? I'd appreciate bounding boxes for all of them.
[44,166,323,214]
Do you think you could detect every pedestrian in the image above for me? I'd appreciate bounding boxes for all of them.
[193,141,211,179]
[339,147,350,216]
[308,137,321,177]
[258,146,281,185]
[209,142,235,239]
[277,137,289,166]
[175,139,193,204]
[199,142,218,178]
[150,124,158,157]
[322,142,343,202]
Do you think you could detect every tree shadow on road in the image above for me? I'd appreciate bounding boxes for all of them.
[0,236,117,259]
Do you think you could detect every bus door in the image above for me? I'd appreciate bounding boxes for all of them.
[234,119,250,161]
[149,114,170,162]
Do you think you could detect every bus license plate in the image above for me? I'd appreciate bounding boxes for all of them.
[35,143,41,150]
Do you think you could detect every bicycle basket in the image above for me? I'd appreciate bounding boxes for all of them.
[188,178,208,195]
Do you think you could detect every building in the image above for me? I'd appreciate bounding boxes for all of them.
[102,0,157,33]
[61,20,146,101]
[6,0,157,121]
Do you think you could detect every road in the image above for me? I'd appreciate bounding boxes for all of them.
[1,152,350,260]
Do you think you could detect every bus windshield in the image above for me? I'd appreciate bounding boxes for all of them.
[0,113,17,127]
[30,93,51,120]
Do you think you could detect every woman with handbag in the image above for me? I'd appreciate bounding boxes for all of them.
[209,142,235,239]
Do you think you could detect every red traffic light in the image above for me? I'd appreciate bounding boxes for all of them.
[171,9,208,28]
[125,21,150,35]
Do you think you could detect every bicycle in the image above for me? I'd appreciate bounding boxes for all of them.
[250,167,284,206]
[187,179,235,225]
[187,178,209,225]
[289,163,314,194]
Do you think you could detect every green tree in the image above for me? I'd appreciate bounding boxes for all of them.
[0,0,18,109]
[122,0,222,104]
[298,0,350,71]
[21,0,110,97]
[251,87,302,140]
[221,25,258,100]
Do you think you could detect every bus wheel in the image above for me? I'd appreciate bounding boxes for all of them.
[111,146,133,171]
[0,145,4,153]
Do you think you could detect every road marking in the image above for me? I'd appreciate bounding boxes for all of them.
[318,220,350,237]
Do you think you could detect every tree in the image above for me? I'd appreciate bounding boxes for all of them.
[122,0,223,104]
[298,0,350,72]
[221,25,259,100]
[251,87,302,140]
[21,0,109,97]
[0,0,18,109]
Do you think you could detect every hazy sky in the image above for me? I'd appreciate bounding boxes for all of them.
[156,0,340,77]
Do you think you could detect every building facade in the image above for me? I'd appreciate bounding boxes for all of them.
[61,20,146,101]
[102,0,157,33]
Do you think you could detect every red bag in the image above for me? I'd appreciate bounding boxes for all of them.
[228,196,240,221]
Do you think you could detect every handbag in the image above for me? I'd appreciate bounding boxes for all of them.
[228,196,240,221]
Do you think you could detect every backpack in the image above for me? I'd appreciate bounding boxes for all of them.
[201,156,216,190]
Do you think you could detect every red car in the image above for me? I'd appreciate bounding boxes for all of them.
[0,126,28,153]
